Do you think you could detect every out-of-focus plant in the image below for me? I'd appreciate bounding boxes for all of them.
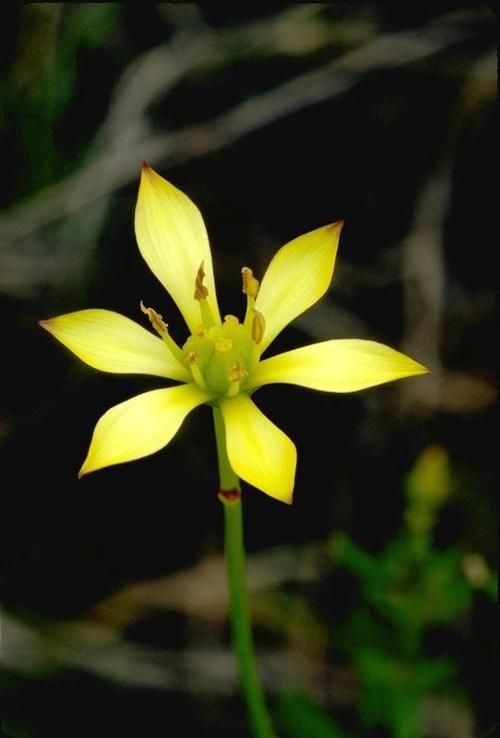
[328,445,496,738]
[2,4,120,202]
[270,446,495,737]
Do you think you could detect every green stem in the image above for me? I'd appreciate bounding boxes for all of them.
[213,407,276,738]
[213,406,240,491]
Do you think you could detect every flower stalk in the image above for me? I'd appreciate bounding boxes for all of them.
[214,408,276,738]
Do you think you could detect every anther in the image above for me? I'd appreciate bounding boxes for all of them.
[229,363,248,383]
[241,267,259,297]
[251,310,266,344]
[140,301,167,337]
[185,350,207,390]
[227,362,248,397]
[194,261,209,301]
[194,261,218,328]
[140,300,187,365]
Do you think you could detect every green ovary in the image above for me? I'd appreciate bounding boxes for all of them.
[183,317,256,395]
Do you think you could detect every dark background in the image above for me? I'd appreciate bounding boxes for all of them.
[1,4,496,738]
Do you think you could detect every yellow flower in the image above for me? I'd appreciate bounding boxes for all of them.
[40,165,427,504]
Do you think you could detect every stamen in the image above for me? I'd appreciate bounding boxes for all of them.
[193,261,217,327]
[185,350,207,390]
[194,261,209,301]
[140,300,167,337]
[227,362,248,397]
[241,267,259,298]
[251,310,266,344]
[140,301,185,365]
[242,267,260,329]
[229,362,248,382]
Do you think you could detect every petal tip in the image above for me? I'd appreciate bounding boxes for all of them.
[38,318,53,333]
[330,219,345,233]
[140,162,155,183]
[264,485,294,505]
[78,463,89,479]
[407,356,430,376]
[78,457,95,478]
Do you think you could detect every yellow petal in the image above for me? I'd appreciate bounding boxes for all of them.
[135,165,221,332]
[79,383,211,476]
[40,309,190,381]
[255,221,343,352]
[248,339,428,392]
[219,394,296,504]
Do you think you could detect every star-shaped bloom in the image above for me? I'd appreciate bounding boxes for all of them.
[40,165,427,503]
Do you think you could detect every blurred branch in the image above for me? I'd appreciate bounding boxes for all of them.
[398,49,496,415]
[0,27,211,297]
[2,611,474,738]
[0,608,362,700]
[0,11,485,257]
[90,544,321,627]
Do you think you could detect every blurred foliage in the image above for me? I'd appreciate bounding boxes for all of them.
[2,4,121,203]
[271,446,495,738]
[275,691,346,738]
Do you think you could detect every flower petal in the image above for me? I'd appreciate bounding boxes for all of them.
[219,394,296,504]
[79,383,211,476]
[135,165,221,332]
[255,221,343,352]
[248,339,428,392]
[40,309,190,381]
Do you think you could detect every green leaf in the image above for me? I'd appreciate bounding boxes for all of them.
[275,691,347,738]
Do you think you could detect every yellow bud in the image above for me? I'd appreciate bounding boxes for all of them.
[462,553,490,589]
[406,445,452,508]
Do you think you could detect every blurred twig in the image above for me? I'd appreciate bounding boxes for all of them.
[0,9,486,285]
[398,49,496,415]
[2,609,474,738]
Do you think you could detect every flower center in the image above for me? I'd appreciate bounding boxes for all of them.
[141,264,265,399]
[183,316,256,396]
